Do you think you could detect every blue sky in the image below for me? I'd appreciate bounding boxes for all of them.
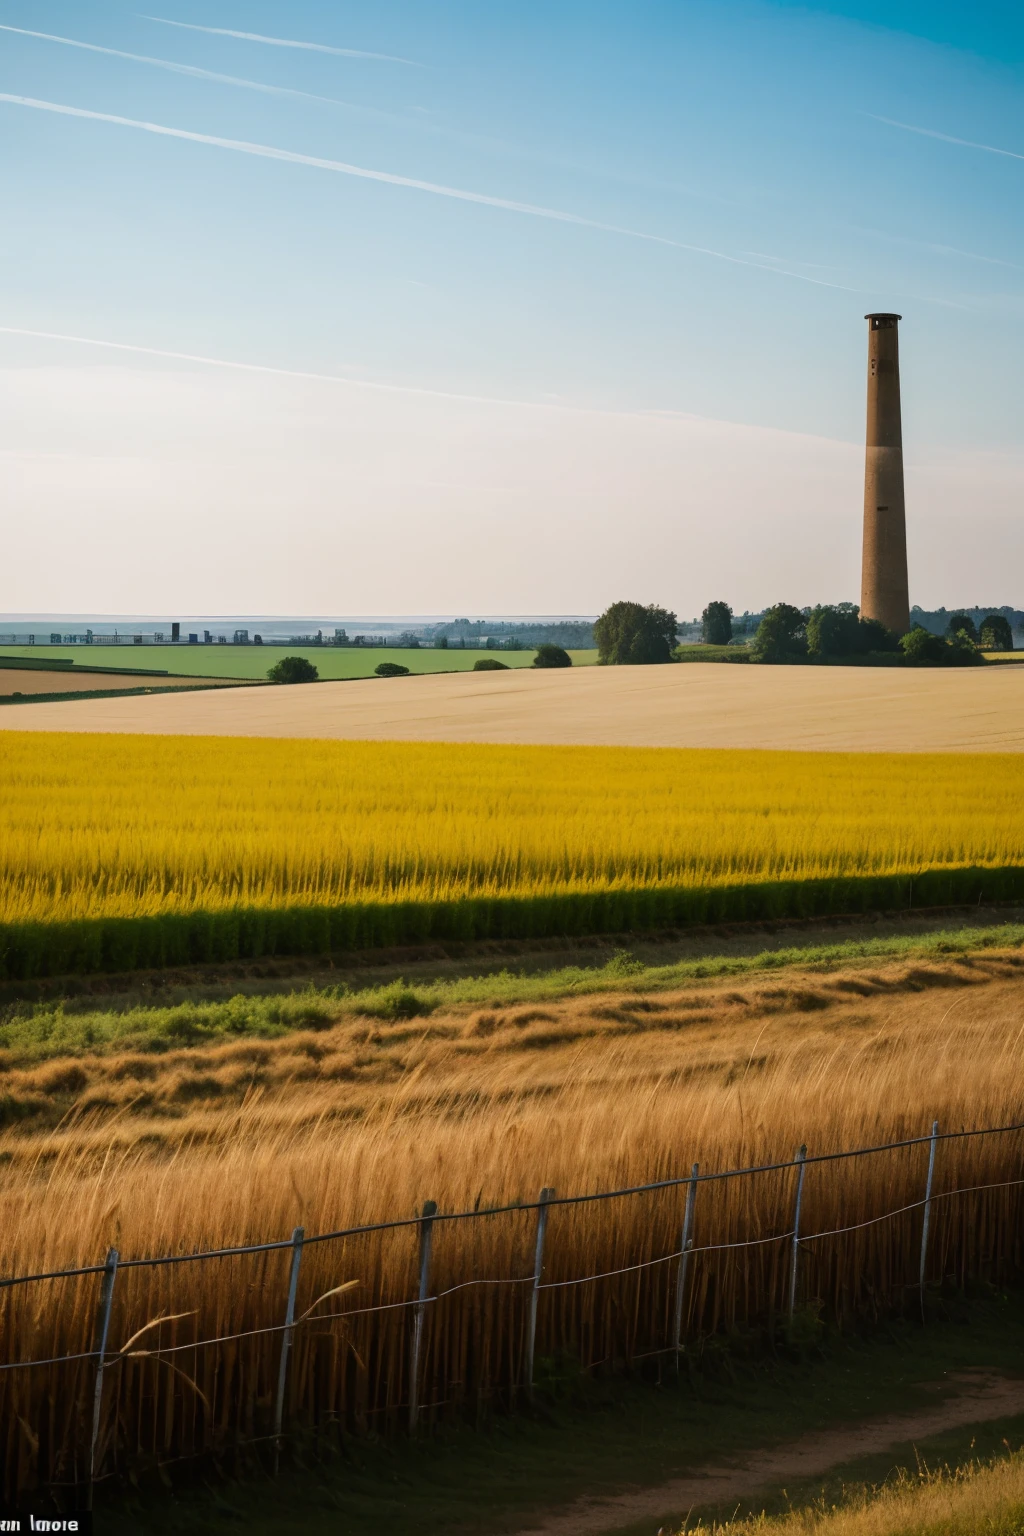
[1,1,1022,615]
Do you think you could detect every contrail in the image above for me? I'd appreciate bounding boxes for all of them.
[0,93,864,293]
[847,221,1022,272]
[0,24,377,110]
[140,15,419,65]
[0,324,651,415]
[869,113,1024,164]
[0,325,521,403]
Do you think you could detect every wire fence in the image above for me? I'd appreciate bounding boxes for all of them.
[3,1117,1024,1501]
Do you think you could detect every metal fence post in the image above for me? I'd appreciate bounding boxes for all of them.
[409,1199,437,1432]
[525,1187,554,1400]
[787,1146,807,1320]
[673,1163,700,1366]
[272,1225,305,1471]
[919,1120,939,1315]
[87,1246,119,1510]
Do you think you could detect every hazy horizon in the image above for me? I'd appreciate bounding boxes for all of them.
[3,0,1022,614]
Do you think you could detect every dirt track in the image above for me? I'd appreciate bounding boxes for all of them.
[514,1369,1024,1536]
[0,662,1023,750]
[0,668,245,696]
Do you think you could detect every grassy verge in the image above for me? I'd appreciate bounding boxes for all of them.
[4,868,1024,983]
[675,644,752,662]
[96,1292,1024,1536]
[2,917,1022,1064]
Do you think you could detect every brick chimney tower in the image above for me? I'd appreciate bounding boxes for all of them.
[861,313,910,635]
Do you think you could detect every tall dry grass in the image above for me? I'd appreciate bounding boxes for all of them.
[2,951,1024,1497]
[684,1452,1024,1534]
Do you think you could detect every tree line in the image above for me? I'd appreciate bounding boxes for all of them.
[590,601,1014,667]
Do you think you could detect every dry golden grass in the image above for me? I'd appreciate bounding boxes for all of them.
[2,662,1024,749]
[685,1451,1024,1534]
[3,947,1023,1163]
[3,948,1024,1495]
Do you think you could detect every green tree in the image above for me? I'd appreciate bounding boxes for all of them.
[473,658,508,671]
[806,604,900,659]
[979,614,1014,651]
[533,644,572,668]
[374,661,410,677]
[266,656,319,684]
[858,617,901,653]
[751,603,807,663]
[594,601,678,665]
[701,601,733,646]
[806,603,859,658]
[946,611,978,643]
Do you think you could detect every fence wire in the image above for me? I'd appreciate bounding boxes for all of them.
[6,1118,1024,1294]
[3,1124,1023,1385]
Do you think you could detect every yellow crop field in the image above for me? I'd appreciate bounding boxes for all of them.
[2,733,1024,979]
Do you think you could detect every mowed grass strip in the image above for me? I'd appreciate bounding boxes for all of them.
[2,734,1024,977]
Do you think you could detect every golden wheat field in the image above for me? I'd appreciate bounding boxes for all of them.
[4,661,1024,752]
[2,733,1024,930]
[4,944,1024,1495]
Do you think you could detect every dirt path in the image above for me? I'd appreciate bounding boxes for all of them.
[0,667,248,695]
[514,1369,1024,1536]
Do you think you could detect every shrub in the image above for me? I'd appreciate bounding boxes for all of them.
[266,656,319,684]
[533,645,572,669]
[356,983,437,1021]
[594,602,678,665]
[900,627,948,665]
[751,603,807,663]
[473,658,509,671]
[900,627,982,667]
[980,614,1014,651]
[948,635,984,665]
[375,662,411,677]
[701,601,733,646]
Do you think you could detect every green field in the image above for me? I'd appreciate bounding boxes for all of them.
[0,646,598,680]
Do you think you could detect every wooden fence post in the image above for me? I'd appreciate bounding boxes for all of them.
[787,1146,807,1320]
[673,1163,699,1367]
[86,1247,119,1511]
[525,1188,554,1401]
[272,1226,305,1472]
[409,1200,437,1431]
[919,1120,939,1317]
